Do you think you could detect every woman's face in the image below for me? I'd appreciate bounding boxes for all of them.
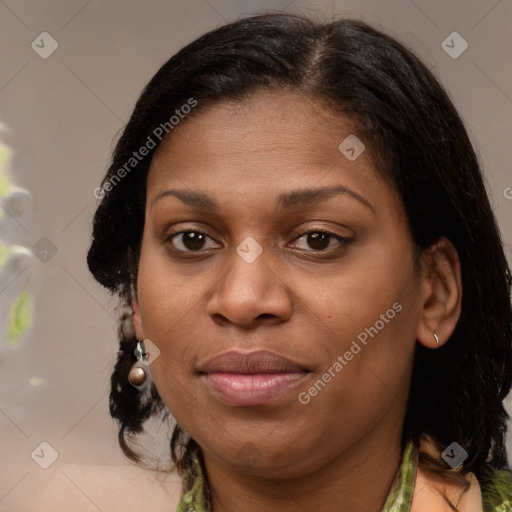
[133,91,428,478]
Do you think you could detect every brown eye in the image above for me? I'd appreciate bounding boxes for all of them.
[168,230,216,252]
[305,232,330,251]
[291,230,352,252]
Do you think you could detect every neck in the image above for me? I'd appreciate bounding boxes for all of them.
[202,427,403,512]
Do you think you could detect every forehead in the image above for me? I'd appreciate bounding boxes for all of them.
[146,91,398,214]
[151,91,362,167]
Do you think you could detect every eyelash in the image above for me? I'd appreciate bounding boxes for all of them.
[165,227,353,256]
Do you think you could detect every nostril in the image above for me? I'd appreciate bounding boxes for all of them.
[257,313,275,320]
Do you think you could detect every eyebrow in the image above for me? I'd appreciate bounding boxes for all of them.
[151,184,374,213]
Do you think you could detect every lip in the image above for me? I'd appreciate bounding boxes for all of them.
[198,350,310,406]
[198,349,308,374]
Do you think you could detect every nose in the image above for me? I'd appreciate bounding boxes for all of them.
[206,238,293,328]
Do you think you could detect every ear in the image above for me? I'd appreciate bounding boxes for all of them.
[416,237,462,349]
[131,294,144,340]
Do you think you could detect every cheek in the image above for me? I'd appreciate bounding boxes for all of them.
[136,235,197,337]
[304,242,419,358]
[297,244,420,414]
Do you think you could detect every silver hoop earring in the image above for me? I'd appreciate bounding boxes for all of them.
[433,332,440,345]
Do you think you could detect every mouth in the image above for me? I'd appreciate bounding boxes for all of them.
[197,350,311,406]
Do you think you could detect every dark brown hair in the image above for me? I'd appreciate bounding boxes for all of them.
[87,12,512,509]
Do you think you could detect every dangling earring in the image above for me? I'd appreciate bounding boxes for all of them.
[128,362,147,387]
[128,340,149,388]
[433,332,440,345]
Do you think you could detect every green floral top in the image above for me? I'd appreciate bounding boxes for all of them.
[176,440,512,511]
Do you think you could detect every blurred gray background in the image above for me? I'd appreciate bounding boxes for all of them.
[0,0,511,508]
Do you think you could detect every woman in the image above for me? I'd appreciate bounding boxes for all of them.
[86,12,512,512]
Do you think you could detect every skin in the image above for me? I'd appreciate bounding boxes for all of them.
[132,91,462,512]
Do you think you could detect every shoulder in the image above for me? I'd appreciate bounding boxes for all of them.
[411,435,512,512]
[412,466,484,512]
[23,462,183,511]
[412,435,484,512]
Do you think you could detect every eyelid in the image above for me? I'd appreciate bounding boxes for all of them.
[288,228,354,252]
[293,228,353,241]
[164,224,217,242]
[164,226,220,254]
[164,221,353,240]
[288,223,354,240]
